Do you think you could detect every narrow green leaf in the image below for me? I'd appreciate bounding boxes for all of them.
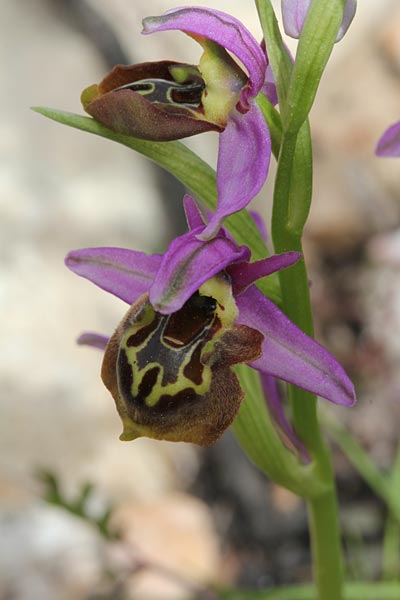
[32,107,283,304]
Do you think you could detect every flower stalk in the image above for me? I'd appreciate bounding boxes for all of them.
[255,0,353,598]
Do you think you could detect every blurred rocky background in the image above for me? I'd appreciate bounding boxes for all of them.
[1,0,400,598]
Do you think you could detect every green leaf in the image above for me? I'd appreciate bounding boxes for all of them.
[32,107,282,304]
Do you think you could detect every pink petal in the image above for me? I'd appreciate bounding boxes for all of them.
[65,247,162,304]
[150,227,249,314]
[183,194,207,230]
[249,210,268,242]
[375,120,400,157]
[237,286,356,406]
[228,252,301,295]
[198,104,271,240]
[142,7,266,98]
[77,332,109,350]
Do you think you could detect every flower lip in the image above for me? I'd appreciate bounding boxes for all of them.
[68,198,356,423]
[95,61,206,108]
[98,61,190,94]
[81,61,222,141]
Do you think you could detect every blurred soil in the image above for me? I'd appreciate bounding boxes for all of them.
[1,1,400,598]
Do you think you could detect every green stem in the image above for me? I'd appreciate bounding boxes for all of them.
[382,443,400,580]
[308,456,344,600]
[221,581,400,600]
[271,130,343,600]
[271,131,318,450]
[259,6,344,582]
[249,114,341,596]
[382,513,400,581]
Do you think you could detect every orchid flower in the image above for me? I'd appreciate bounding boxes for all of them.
[281,0,357,42]
[81,7,275,240]
[375,120,400,157]
[65,196,355,447]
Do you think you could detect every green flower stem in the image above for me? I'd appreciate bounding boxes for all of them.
[383,446,400,579]
[382,513,400,581]
[255,1,349,596]
[271,123,343,600]
[271,129,318,450]
[382,444,400,580]
[308,478,344,600]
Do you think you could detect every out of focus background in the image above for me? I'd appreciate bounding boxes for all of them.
[1,1,400,598]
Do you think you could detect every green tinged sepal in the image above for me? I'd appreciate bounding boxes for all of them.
[192,35,247,125]
[101,278,264,446]
[31,107,283,304]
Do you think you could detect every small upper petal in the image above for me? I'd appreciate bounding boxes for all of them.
[375,120,400,157]
[198,103,271,240]
[237,286,356,406]
[183,194,207,230]
[228,252,301,296]
[142,7,267,98]
[150,227,249,313]
[65,247,162,304]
